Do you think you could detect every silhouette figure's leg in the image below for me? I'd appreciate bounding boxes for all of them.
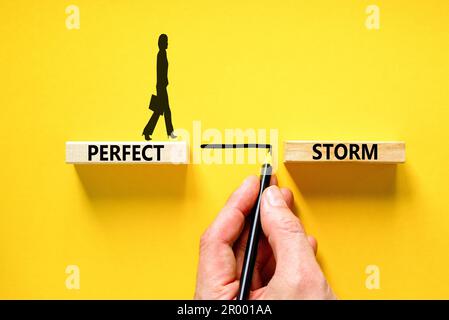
[157,86,174,135]
[143,111,160,135]
[164,107,174,135]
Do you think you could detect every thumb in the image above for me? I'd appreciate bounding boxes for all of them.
[260,186,316,279]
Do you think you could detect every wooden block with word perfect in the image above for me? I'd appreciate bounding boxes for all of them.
[66,141,189,164]
[284,141,405,163]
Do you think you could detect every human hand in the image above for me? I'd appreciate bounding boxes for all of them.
[194,175,336,300]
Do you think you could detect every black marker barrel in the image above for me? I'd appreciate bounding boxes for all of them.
[237,163,272,300]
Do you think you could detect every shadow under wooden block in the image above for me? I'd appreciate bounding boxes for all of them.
[75,163,188,201]
[285,162,398,198]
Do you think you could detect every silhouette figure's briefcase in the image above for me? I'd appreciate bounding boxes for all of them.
[149,94,159,112]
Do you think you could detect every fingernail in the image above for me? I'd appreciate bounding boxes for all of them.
[265,186,286,207]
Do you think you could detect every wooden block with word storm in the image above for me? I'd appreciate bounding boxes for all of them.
[284,141,405,163]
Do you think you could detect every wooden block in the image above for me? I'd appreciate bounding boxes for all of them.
[66,141,188,164]
[284,141,405,163]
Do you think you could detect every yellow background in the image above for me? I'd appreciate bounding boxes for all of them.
[1,0,449,299]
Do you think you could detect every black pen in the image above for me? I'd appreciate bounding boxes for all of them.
[237,156,272,300]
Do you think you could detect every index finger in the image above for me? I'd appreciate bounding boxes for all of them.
[206,175,260,245]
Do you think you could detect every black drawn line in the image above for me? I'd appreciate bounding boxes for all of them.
[200,143,272,153]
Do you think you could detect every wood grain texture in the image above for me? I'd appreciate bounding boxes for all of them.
[66,141,189,164]
[284,141,405,163]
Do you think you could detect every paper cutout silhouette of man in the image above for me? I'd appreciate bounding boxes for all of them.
[142,34,177,141]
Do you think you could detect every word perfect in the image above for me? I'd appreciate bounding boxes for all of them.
[88,144,164,162]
